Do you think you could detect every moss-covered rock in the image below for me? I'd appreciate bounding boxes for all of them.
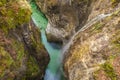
[0,0,49,80]
[102,62,117,80]
[111,0,120,7]
[26,56,40,78]
[0,22,49,80]
[0,0,31,33]
[0,47,13,78]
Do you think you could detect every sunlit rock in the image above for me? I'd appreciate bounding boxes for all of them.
[63,0,120,80]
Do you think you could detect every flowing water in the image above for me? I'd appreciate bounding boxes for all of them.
[30,1,63,80]
[30,1,120,80]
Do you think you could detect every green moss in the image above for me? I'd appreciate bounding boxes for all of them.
[93,69,101,80]
[0,38,40,79]
[26,56,40,77]
[7,77,16,80]
[111,0,120,7]
[0,0,7,6]
[102,62,117,80]
[113,37,120,48]
[0,46,13,78]
[91,22,103,31]
[29,28,45,52]
[15,8,31,25]
[89,22,103,35]
[12,40,25,60]
[0,39,40,78]
[111,32,120,53]
[0,0,31,33]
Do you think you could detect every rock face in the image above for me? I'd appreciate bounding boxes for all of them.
[0,0,49,80]
[63,0,120,80]
[35,0,91,42]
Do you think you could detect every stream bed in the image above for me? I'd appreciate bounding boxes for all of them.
[30,1,64,80]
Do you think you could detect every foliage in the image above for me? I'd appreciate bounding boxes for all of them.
[0,47,13,78]
[26,56,40,77]
[0,0,31,32]
[111,0,120,7]
[102,62,117,80]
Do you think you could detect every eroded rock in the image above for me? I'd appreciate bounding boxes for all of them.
[63,0,120,80]
[35,0,91,42]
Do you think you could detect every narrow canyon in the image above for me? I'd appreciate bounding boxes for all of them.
[0,0,120,80]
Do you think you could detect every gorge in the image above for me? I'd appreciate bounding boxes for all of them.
[30,1,64,80]
[0,0,120,80]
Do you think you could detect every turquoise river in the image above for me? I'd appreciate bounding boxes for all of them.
[30,1,65,80]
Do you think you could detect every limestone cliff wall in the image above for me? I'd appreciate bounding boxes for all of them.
[35,0,92,42]
[63,0,120,80]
